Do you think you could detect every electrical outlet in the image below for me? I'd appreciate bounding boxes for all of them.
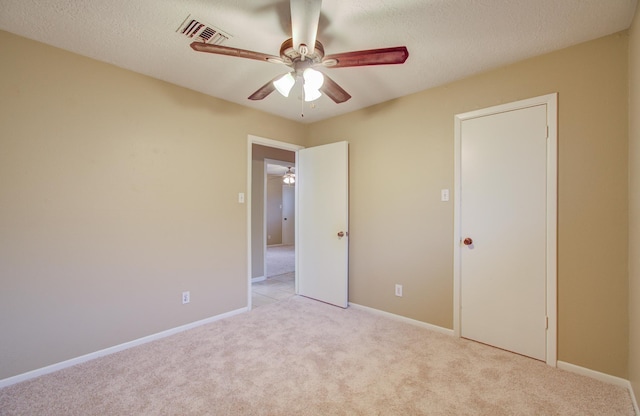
[395,284,403,297]
[441,189,450,202]
[182,291,190,304]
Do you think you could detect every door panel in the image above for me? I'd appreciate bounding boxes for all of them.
[460,105,547,360]
[282,185,295,245]
[297,141,349,308]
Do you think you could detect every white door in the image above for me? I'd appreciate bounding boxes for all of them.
[459,103,549,361]
[282,185,295,245]
[297,141,349,308]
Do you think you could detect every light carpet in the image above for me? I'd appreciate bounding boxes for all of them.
[0,296,634,415]
[266,244,294,277]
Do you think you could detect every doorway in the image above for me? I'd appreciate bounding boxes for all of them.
[453,94,557,366]
[247,136,350,311]
[248,136,303,309]
[253,159,296,308]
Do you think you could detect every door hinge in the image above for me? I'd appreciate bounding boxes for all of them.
[545,316,549,330]
[546,125,549,139]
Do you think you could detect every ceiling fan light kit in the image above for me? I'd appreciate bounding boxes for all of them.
[303,68,323,89]
[302,67,324,101]
[274,73,296,97]
[283,167,296,185]
[190,0,409,110]
[303,85,322,102]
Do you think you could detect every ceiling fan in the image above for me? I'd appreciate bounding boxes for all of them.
[190,0,409,105]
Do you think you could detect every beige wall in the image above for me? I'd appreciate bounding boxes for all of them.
[629,4,640,402]
[307,33,629,377]
[1,26,635,384]
[0,30,305,379]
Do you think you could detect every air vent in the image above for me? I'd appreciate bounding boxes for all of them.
[177,15,232,45]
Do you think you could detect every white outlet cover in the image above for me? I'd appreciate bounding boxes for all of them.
[395,284,403,297]
[441,189,450,202]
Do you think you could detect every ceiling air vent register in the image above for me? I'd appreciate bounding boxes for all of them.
[177,15,232,45]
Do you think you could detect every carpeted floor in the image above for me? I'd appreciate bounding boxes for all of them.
[0,296,635,415]
[266,244,295,277]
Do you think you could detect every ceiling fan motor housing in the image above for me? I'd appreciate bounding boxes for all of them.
[280,38,325,65]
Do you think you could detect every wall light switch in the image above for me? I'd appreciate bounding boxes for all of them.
[238,193,245,203]
[441,189,450,202]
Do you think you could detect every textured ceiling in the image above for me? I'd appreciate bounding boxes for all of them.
[0,0,637,123]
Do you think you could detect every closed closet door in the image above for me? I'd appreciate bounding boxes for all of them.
[459,103,549,361]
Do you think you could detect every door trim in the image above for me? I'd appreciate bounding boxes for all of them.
[247,135,303,310]
[453,93,557,366]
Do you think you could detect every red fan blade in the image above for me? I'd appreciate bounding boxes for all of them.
[190,42,282,63]
[248,75,284,100]
[323,46,409,68]
[320,73,351,103]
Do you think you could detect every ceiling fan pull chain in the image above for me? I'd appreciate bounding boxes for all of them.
[301,83,305,118]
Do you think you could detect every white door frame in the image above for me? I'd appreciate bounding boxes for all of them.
[247,135,304,310]
[453,93,558,366]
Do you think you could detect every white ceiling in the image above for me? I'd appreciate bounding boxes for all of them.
[267,162,294,176]
[0,0,636,123]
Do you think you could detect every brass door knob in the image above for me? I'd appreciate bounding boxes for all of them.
[463,238,473,246]
[337,231,345,237]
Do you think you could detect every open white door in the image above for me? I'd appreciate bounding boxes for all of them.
[297,141,349,308]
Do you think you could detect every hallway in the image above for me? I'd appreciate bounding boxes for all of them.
[252,245,295,308]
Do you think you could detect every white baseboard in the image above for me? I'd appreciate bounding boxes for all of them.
[348,302,455,336]
[0,307,248,389]
[251,276,266,283]
[557,361,630,388]
[557,361,639,415]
